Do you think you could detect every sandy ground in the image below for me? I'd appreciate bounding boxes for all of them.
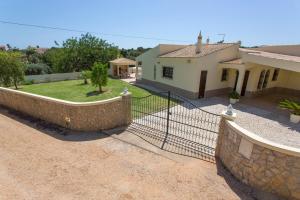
[0,108,255,200]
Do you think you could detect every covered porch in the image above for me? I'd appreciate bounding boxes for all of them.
[109,58,136,78]
[218,49,300,97]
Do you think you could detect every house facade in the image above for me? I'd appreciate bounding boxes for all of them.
[136,33,300,99]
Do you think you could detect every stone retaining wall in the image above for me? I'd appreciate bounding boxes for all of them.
[0,87,131,131]
[216,118,300,199]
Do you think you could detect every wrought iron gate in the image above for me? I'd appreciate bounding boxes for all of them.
[128,91,221,162]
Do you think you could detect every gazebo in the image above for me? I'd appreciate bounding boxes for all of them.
[109,58,136,78]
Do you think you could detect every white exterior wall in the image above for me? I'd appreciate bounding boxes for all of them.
[197,45,239,92]
[136,44,187,82]
[147,44,239,93]
[136,46,160,81]
[137,43,299,97]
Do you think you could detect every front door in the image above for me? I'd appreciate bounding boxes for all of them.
[234,70,239,91]
[198,71,207,98]
[241,70,250,96]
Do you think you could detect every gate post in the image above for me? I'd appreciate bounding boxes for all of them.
[121,90,132,126]
[161,91,171,149]
[215,105,236,157]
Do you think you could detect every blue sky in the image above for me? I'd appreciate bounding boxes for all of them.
[0,0,299,49]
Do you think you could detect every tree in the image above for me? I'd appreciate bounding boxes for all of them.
[80,70,91,84]
[6,44,11,50]
[120,47,150,60]
[24,46,42,64]
[0,51,25,89]
[91,62,108,93]
[42,48,69,73]
[25,63,52,75]
[61,33,119,72]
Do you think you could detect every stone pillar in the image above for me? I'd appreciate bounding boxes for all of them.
[121,91,132,126]
[235,68,245,94]
[215,107,237,157]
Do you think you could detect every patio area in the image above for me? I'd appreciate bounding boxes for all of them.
[190,94,300,148]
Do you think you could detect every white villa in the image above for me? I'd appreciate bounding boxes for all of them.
[136,33,300,99]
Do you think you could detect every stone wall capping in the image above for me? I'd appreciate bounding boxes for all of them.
[0,86,131,131]
[226,120,300,157]
[0,87,122,107]
[221,110,237,121]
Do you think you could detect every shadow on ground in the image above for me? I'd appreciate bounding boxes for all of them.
[0,105,109,142]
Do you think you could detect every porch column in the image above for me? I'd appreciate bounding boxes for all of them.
[117,65,119,77]
[235,68,245,94]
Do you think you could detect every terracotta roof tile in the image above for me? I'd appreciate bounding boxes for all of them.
[160,43,237,58]
[109,58,136,65]
[240,48,300,63]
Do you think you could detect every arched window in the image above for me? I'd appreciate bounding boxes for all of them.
[262,70,270,89]
[257,70,266,90]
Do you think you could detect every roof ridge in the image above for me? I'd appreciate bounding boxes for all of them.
[241,48,300,58]
[160,43,238,58]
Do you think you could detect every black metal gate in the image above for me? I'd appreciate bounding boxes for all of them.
[128,91,221,162]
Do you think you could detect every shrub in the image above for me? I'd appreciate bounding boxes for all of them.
[80,70,92,84]
[0,51,25,89]
[25,63,52,75]
[229,91,240,99]
[279,99,300,115]
[22,79,35,85]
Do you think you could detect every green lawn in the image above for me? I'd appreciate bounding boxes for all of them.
[19,78,153,102]
[19,78,179,119]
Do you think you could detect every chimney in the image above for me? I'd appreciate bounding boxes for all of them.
[195,31,202,54]
[206,37,210,45]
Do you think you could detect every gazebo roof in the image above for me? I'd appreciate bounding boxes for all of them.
[109,58,136,65]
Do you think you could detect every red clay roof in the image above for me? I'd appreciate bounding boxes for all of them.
[159,43,237,58]
[240,48,300,63]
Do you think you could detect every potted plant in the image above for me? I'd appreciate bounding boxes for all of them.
[229,91,240,104]
[279,99,300,123]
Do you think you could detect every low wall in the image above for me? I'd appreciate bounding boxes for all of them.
[0,87,131,131]
[216,117,300,199]
[25,72,81,83]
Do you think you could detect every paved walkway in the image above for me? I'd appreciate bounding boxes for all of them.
[189,96,300,148]
[0,107,255,200]
[121,73,136,84]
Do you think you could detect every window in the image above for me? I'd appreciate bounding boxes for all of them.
[162,66,173,79]
[221,69,228,81]
[272,69,280,81]
[262,70,270,89]
[257,70,266,90]
[138,61,142,66]
[153,65,156,80]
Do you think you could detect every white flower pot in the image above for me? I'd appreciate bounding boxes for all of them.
[230,98,238,104]
[290,114,300,123]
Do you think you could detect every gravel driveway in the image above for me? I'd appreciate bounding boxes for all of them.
[0,107,254,200]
